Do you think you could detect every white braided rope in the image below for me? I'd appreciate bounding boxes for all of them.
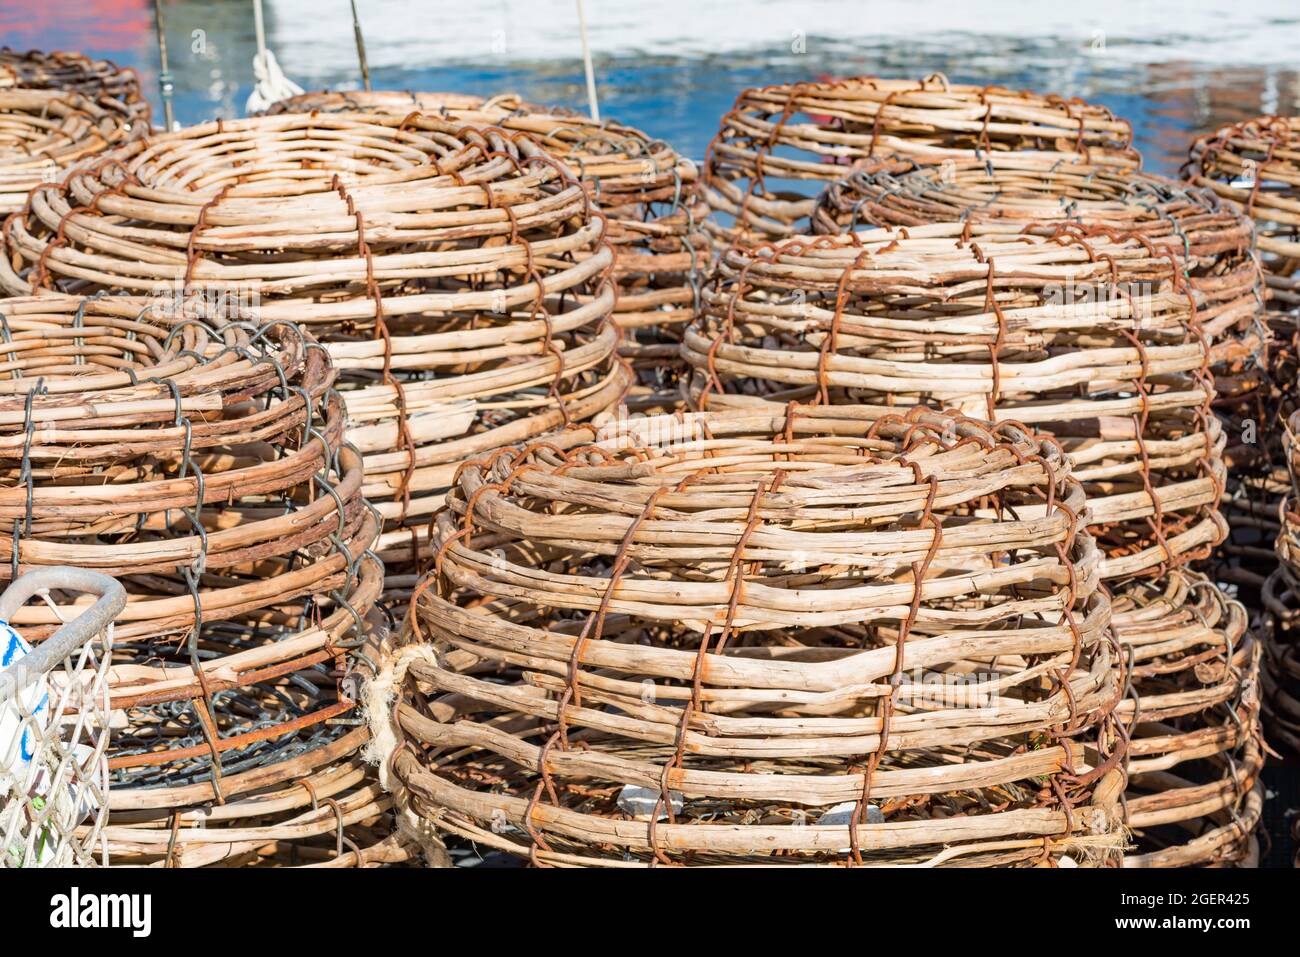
[361,643,446,866]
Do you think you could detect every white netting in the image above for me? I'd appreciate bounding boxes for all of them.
[0,594,114,867]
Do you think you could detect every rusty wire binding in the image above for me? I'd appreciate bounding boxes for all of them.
[0,112,630,590]
[1109,571,1262,867]
[0,89,141,214]
[0,47,151,125]
[0,293,412,867]
[701,74,1141,249]
[264,89,709,407]
[369,406,1128,867]
[683,223,1227,582]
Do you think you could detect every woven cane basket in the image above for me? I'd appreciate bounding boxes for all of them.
[809,157,1266,427]
[1261,409,1300,760]
[1186,117,1300,601]
[683,223,1226,581]
[265,90,708,398]
[1110,571,1263,866]
[809,156,1270,596]
[0,293,396,866]
[702,74,1141,249]
[1185,117,1299,289]
[0,113,630,577]
[373,406,1127,867]
[0,47,150,125]
[0,89,141,214]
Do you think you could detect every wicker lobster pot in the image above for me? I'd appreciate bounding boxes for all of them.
[679,224,1262,862]
[0,112,630,575]
[809,157,1265,406]
[1109,571,1263,866]
[264,90,709,396]
[683,223,1227,582]
[1261,411,1300,760]
[1184,118,1300,600]
[0,89,140,213]
[0,293,392,866]
[375,406,1127,867]
[1263,527,1300,757]
[810,156,1271,597]
[702,74,1141,249]
[0,47,150,125]
[1185,117,1299,292]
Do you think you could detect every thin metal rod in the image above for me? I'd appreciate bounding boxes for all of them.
[153,0,176,130]
[350,0,372,92]
[253,0,268,57]
[576,0,600,122]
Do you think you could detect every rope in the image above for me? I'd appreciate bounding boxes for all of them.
[360,642,448,866]
[245,0,304,115]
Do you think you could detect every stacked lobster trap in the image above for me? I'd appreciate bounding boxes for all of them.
[1182,117,1299,609]
[701,74,1140,250]
[372,407,1127,866]
[674,135,1267,864]
[326,84,1290,868]
[356,73,1273,868]
[1,42,1291,867]
[0,293,412,866]
[1185,117,1300,774]
[0,111,634,600]
[0,47,150,124]
[263,90,709,409]
[801,155,1270,864]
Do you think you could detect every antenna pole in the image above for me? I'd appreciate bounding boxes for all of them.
[576,0,599,122]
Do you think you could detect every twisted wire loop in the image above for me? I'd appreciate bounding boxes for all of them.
[387,406,1127,867]
[0,292,410,867]
[0,89,142,214]
[263,89,710,407]
[0,46,150,125]
[0,111,632,597]
[685,224,1226,581]
[811,155,1271,587]
[701,75,1141,250]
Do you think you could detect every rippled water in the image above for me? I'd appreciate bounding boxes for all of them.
[3,0,1299,174]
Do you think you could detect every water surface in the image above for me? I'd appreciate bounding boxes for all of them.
[3,0,1297,174]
